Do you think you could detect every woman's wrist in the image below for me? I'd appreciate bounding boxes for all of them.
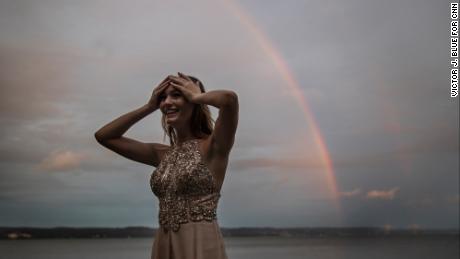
[190,93,203,104]
[144,103,158,113]
[192,90,237,108]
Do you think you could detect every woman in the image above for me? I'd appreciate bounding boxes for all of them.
[94,72,239,259]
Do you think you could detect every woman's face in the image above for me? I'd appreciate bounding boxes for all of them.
[158,85,194,129]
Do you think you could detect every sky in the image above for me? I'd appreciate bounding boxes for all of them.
[0,0,458,229]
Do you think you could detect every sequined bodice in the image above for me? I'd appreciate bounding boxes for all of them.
[150,139,221,232]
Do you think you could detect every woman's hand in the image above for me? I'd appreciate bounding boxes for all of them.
[147,76,171,111]
[168,72,202,103]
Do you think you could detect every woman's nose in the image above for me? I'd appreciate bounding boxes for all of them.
[165,95,174,104]
[160,95,173,107]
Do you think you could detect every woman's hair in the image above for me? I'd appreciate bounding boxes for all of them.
[161,75,214,146]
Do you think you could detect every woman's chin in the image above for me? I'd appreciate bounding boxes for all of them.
[165,113,190,128]
[165,117,180,126]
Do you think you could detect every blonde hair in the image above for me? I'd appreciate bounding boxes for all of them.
[161,75,214,146]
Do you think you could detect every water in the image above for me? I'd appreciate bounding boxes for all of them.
[0,236,458,259]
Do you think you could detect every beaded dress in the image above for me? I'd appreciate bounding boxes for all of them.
[150,139,228,259]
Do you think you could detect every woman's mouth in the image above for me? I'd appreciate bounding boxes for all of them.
[165,108,179,118]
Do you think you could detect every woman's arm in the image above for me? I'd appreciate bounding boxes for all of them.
[94,77,171,167]
[194,90,239,156]
[94,104,168,167]
[94,104,155,141]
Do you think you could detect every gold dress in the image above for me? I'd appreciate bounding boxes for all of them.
[150,139,228,259]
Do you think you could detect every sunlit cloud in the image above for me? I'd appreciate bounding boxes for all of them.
[339,188,361,198]
[36,149,86,172]
[366,187,399,200]
[446,194,460,204]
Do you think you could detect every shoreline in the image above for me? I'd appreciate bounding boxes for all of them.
[1,226,458,240]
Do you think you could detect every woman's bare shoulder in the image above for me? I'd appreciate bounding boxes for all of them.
[148,142,171,160]
[149,142,170,150]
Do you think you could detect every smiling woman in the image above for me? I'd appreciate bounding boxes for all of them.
[159,75,214,146]
[94,73,239,259]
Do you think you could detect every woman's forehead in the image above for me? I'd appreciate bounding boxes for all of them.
[162,85,178,94]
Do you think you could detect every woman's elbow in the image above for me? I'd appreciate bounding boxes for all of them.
[94,132,104,143]
[94,131,109,144]
[223,91,238,107]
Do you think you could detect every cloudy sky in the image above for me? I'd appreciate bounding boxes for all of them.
[1,0,458,229]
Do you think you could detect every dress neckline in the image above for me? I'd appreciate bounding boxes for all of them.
[175,138,202,147]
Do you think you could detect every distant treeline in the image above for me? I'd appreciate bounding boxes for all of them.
[0,226,458,239]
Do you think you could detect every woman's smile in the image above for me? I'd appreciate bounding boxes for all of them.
[164,107,180,118]
[166,111,178,118]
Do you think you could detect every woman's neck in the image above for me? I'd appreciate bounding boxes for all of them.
[174,125,196,144]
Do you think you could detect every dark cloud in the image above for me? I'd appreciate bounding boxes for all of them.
[0,0,458,228]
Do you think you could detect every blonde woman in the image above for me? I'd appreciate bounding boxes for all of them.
[95,72,238,259]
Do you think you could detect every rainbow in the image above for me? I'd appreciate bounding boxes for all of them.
[223,0,342,214]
